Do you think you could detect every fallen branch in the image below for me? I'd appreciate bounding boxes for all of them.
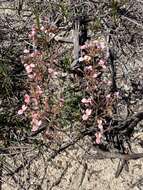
[85,150,143,160]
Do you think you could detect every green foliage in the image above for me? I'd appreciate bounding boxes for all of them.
[59,85,82,128]
[0,61,13,97]
[59,1,70,20]
[60,55,72,72]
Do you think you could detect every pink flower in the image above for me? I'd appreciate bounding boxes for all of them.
[48,68,58,78]
[98,59,105,65]
[85,66,93,71]
[23,49,29,54]
[80,45,88,49]
[30,63,35,68]
[18,109,23,115]
[24,94,30,104]
[81,98,87,104]
[114,91,119,97]
[22,104,27,111]
[31,28,36,37]
[38,120,42,126]
[48,68,54,74]
[31,125,39,132]
[81,98,92,105]
[82,109,92,121]
[40,26,45,31]
[97,119,103,133]
[107,81,112,85]
[98,59,106,69]
[85,109,92,116]
[92,73,98,78]
[30,52,36,57]
[95,41,105,50]
[95,132,102,144]
[25,65,32,74]
[18,104,27,115]
[97,119,102,126]
[79,57,84,62]
[37,85,43,95]
[99,41,105,49]
[24,64,28,68]
[31,118,42,131]
[82,114,89,121]
[106,94,111,99]
[28,33,32,39]
[28,74,35,79]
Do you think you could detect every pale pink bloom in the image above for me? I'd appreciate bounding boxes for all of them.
[48,68,54,74]
[31,125,39,132]
[24,94,30,104]
[102,65,106,69]
[82,109,92,121]
[25,65,32,73]
[37,85,43,95]
[18,104,27,115]
[30,63,35,68]
[82,114,89,121]
[95,132,102,144]
[85,109,92,116]
[48,68,58,78]
[22,104,27,111]
[53,71,58,78]
[28,74,34,79]
[24,64,28,68]
[99,41,105,49]
[106,94,111,99]
[31,118,42,127]
[107,81,112,85]
[95,41,105,50]
[40,26,45,31]
[98,59,106,69]
[97,119,102,126]
[98,59,105,65]
[28,33,32,39]
[97,119,103,133]
[79,57,84,62]
[81,98,87,104]
[18,109,23,115]
[114,91,119,97]
[23,49,29,54]
[85,66,93,71]
[30,52,35,57]
[81,98,92,105]
[32,26,36,31]
[80,45,88,49]
[60,98,64,102]
[92,73,98,78]
[38,120,42,126]
[30,50,39,58]
[31,30,36,37]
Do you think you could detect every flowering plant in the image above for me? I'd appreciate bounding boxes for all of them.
[18,22,119,145]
